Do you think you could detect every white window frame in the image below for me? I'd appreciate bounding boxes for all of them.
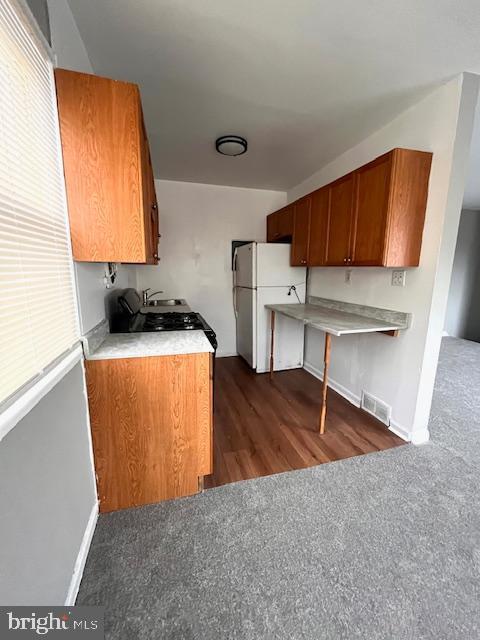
[0,0,83,442]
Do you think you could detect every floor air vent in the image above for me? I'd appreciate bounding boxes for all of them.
[361,391,391,426]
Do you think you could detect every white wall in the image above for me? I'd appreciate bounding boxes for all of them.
[48,0,137,334]
[445,209,480,341]
[0,1,98,606]
[289,75,478,442]
[47,0,90,71]
[0,364,97,604]
[136,180,286,357]
[26,0,50,43]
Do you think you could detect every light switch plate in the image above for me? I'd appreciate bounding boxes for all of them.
[391,270,406,287]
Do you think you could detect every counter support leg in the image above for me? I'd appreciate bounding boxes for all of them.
[269,310,275,381]
[319,333,331,434]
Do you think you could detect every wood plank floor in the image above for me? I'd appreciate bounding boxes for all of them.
[205,356,405,489]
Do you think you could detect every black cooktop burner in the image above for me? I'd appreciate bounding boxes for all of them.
[142,312,204,331]
[114,289,218,351]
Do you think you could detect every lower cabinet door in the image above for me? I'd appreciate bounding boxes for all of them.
[86,352,212,512]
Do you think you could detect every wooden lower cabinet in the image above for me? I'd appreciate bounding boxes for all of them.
[85,352,212,513]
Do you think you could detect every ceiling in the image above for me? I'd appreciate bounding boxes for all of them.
[67,0,480,191]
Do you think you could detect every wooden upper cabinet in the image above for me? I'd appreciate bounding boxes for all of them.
[266,206,293,242]
[307,148,431,268]
[382,148,432,267]
[266,148,432,268]
[308,187,329,266]
[351,152,392,265]
[55,68,159,264]
[278,205,293,239]
[266,211,278,242]
[291,196,311,265]
[324,173,354,266]
[349,149,432,266]
[139,113,159,263]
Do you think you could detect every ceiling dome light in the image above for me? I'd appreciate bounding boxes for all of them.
[215,135,247,156]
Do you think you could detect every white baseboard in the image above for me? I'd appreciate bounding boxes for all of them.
[257,363,304,374]
[410,429,430,445]
[65,501,98,606]
[303,360,361,408]
[303,360,411,443]
[216,351,237,358]
[388,420,412,442]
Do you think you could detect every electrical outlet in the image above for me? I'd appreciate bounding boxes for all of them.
[345,269,352,284]
[391,270,406,287]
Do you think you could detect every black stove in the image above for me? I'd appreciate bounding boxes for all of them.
[113,289,217,352]
[141,311,206,332]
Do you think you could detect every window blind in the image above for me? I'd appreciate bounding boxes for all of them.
[0,0,79,405]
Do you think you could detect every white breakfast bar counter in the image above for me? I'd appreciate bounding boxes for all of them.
[265,296,411,433]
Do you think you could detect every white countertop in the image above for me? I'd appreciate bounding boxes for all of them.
[85,330,213,360]
[265,303,407,337]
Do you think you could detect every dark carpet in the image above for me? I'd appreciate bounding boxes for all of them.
[77,337,480,639]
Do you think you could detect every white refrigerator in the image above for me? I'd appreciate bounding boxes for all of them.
[233,242,306,373]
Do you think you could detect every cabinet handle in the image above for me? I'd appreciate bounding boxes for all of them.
[153,253,158,260]
[343,258,347,263]
[152,203,158,210]
[158,233,162,238]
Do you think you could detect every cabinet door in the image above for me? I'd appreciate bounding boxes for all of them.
[308,187,329,266]
[351,153,392,265]
[55,69,147,263]
[325,174,354,265]
[291,197,311,266]
[383,148,432,267]
[277,206,293,239]
[266,212,278,242]
[139,112,159,264]
[86,353,211,513]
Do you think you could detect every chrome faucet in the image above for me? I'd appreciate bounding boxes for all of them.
[142,288,164,305]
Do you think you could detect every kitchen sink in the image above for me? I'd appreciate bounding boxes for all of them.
[146,298,186,307]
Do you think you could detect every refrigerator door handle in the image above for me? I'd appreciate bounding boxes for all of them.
[232,248,238,317]
[232,250,238,287]
[233,285,238,318]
